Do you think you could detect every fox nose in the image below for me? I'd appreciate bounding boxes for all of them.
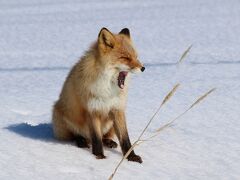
[141,67,145,72]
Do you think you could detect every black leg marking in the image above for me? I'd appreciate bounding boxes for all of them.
[121,136,143,163]
[110,109,142,163]
[75,135,89,148]
[103,139,118,148]
[91,132,105,159]
[127,154,143,163]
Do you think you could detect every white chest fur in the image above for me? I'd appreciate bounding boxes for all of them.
[87,69,127,112]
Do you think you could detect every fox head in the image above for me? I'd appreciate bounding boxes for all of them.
[97,28,145,74]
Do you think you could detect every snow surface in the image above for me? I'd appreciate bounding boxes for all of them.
[0,0,240,179]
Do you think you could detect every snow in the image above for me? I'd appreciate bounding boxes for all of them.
[0,0,240,179]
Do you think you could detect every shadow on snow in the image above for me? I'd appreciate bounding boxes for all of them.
[4,122,123,156]
[5,123,55,142]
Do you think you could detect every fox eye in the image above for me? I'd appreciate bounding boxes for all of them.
[120,57,131,61]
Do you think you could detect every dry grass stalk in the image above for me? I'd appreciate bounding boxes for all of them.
[109,141,144,180]
[161,84,180,107]
[143,88,216,141]
[109,87,215,179]
[189,88,216,109]
[137,84,180,140]
[156,87,216,131]
[108,84,180,180]
[178,45,192,64]
[109,142,138,180]
[108,46,215,179]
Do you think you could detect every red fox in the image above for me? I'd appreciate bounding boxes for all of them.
[52,28,145,163]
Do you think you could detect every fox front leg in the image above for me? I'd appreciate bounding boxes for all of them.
[89,113,105,159]
[110,109,142,163]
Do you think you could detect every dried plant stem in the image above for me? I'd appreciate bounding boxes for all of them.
[178,44,192,64]
[109,141,143,180]
[108,84,180,180]
[137,84,180,141]
[156,88,216,132]
[143,88,216,141]
[109,87,216,179]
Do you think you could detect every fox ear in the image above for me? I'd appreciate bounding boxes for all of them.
[119,28,130,38]
[98,28,115,49]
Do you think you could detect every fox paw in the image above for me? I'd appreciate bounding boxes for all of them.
[95,154,106,159]
[127,154,143,163]
[76,136,89,148]
[103,139,118,148]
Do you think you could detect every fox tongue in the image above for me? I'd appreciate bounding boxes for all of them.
[118,71,128,89]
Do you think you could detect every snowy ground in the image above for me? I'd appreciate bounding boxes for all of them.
[0,0,240,179]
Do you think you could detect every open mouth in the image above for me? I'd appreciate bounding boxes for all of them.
[118,71,128,89]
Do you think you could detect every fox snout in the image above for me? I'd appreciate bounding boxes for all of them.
[135,65,145,72]
[131,65,145,73]
[130,60,145,73]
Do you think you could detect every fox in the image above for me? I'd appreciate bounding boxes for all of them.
[52,27,145,163]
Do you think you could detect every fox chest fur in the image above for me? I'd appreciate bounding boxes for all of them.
[87,68,128,113]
